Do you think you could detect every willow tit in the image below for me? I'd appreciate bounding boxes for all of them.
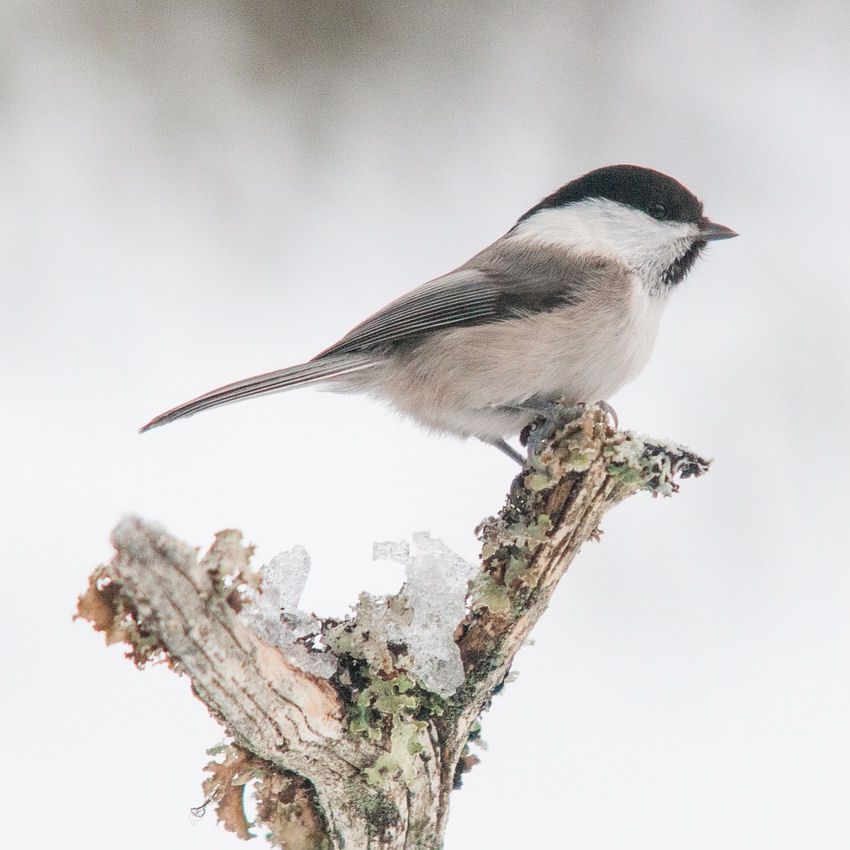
[141,164,737,463]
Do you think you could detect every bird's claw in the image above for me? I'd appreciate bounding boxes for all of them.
[525,401,586,454]
[525,400,619,457]
[595,400,619,430]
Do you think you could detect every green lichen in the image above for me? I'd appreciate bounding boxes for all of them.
[503,554,528,588]
[334,656,446,791]
[528,513,553,540]
[322,566,459,764]
[562,446,596,472]
[607,462,644,485]
[323,595,400,677]
[472,511,553,612]
[365,674,418,715]
[602,433,711,496]
[348,782,400,836]
[470,573,511,613]
[363,719,427,787]
[523,470,554,492]
[349,701,383,742]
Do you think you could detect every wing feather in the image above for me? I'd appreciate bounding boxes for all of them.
[313,270,501,358]
[313,241,603,360]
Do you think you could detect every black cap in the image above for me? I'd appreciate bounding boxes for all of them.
[518,164,704,225]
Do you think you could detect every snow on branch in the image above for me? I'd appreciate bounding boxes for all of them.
[76,407,710,849]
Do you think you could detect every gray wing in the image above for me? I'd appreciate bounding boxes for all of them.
[314,239,605,359]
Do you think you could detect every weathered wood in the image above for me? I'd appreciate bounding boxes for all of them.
[77,407,709,849]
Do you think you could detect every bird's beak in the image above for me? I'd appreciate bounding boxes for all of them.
[698,218,739,241]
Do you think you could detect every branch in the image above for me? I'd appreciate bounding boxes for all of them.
[76,407,709,849]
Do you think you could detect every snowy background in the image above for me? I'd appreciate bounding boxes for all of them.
[3,1,849,847]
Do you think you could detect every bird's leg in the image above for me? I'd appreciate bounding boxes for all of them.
[484,400,615,466]
[489,399,586,462]
[516,399,619,438]
[517,400,585,428]
[510,400,585,447]
[483,438,525,466]
[495,400,585,431]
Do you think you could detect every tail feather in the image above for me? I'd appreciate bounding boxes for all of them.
[139,354,374,432]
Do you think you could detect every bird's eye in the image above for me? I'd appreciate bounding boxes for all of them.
[648,202,667,220]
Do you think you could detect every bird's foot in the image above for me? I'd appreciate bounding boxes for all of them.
[485,400,618,467]
[522,401,586,455]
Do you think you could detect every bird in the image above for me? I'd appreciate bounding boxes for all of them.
[141,164,737,464]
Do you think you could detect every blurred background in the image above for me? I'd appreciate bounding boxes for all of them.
[2,1,849,847]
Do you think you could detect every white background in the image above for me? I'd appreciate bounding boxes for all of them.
[2,2,849,847]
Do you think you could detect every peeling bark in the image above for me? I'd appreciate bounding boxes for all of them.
[77,408,709,849]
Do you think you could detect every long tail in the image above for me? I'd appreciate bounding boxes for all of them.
[139,354,375,432]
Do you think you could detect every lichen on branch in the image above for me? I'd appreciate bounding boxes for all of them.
[76,406,710,850]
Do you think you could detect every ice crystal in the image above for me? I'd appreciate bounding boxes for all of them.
[372,532,477,697]
[241,546,337,679]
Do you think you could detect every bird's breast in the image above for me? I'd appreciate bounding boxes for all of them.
[370,274,665,438]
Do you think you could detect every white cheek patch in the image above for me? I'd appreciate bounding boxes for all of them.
[511,198,697,282]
